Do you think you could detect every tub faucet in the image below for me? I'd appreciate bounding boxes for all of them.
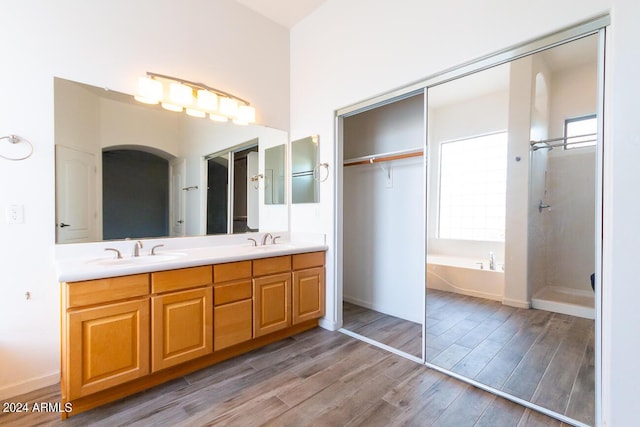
[489,252,496,271]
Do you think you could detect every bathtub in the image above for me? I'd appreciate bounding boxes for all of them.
[426,255,504,301]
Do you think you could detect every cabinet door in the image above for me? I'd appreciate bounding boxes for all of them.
[292,267,325,325]
[152,287,213,372]
[253,273,291,338]
[214,299,252,351]
[67,299,149,399]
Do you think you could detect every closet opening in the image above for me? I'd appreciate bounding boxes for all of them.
[336,15,607,427]
[339,92,426,361]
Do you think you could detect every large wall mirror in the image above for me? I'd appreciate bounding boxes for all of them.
[291,135,319,203]
[425,34,600,425]
[54,77,288,244]
[338,23,604,426]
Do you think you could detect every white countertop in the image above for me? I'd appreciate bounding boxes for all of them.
[56,240,328,283]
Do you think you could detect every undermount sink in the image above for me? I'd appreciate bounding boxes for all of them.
[88,253,186,266]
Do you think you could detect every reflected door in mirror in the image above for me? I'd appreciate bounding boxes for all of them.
[55,146,98,243]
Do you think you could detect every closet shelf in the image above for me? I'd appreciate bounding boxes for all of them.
[343,147,423,167]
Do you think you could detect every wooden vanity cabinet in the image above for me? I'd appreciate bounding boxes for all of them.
[61,274,150,400]
[60,250,326,418]
[213,261,253,351]
[253,256,292,337]
[292,252,326,325]
[150,266,213,372]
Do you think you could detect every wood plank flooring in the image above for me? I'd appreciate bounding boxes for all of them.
[0,328,564,426]
[342,302,423,358]
[426,289,594,425]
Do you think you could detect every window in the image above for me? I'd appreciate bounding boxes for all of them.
[564,114,597,149]
[438,132,507,242]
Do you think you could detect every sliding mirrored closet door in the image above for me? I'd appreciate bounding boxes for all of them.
[341,93,425,360]
[424,33,601,426]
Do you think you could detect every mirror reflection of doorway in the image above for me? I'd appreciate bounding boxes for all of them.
[206,141,258,235]
[102,148,170,240]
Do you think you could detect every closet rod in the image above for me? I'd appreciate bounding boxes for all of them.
[530,138,597,151]
[343,148,423,167]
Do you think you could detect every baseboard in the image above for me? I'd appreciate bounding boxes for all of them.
[426,283,502,302]
[318,318,340,331]
[343,295,374,310]
[342,295,422,323]
[502,297,531,309]
[0,372,59,400]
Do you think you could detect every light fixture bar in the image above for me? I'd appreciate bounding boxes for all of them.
[145,71,250,106]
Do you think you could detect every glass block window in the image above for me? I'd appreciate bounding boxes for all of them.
[438,132,507,241]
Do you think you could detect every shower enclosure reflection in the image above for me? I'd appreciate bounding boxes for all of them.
[425,34,599,425]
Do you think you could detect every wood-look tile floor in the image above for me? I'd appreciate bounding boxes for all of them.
[342,302,423,358]
[426,289,594,426]
[0,328,565,426]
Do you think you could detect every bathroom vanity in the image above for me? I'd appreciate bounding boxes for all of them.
[57,241,326,418]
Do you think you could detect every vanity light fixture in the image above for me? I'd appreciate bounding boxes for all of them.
[133,76,163,104]
[133,72,256,125]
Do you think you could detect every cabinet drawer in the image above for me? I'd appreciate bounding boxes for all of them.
[65,274,149,308]
[292,252,325,271]
[151,266,212,294]
[213,261,251,283]
[253,255,291,277]
[214,280,252,306]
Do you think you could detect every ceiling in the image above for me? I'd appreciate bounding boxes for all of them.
[233,0,326,28]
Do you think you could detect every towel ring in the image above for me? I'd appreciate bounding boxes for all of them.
[0,135,34,161]
[250,173,264,189]
[313,163,329,182]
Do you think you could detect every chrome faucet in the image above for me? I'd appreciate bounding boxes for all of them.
[261,233,273,246]
[105,248,122,259]
[150,244,164,255]
[133,240,143,257]
[489,252,496,271]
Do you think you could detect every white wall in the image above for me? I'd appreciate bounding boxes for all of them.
[504,56,535,308]
[290,0,640,424]
[0,0,289,399]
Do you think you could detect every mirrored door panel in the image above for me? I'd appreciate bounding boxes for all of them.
[425,34,600,425]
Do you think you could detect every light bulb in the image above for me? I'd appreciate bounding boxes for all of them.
[134,76,162,104]
[219,97,239,118]
[161,102,183,112]
[186,108,206,118]
[237,105,256,124]
[209,113,228,122]
[197,90,218,111]
[169,82,194,106]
